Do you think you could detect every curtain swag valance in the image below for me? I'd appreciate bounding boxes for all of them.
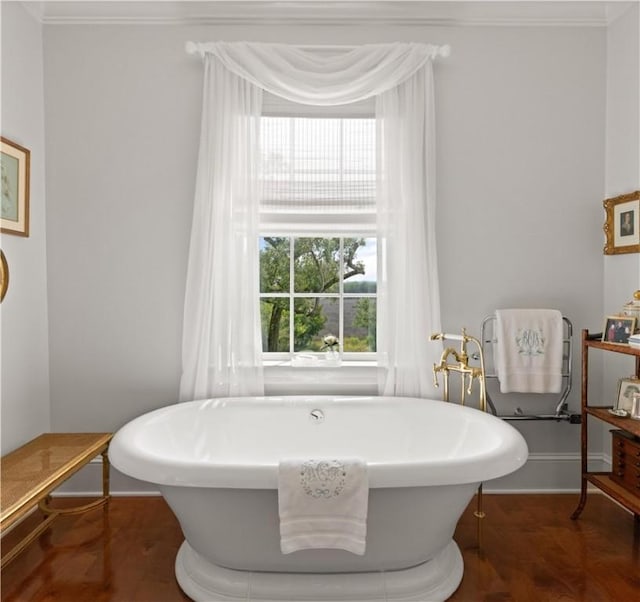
[185,41,450,106]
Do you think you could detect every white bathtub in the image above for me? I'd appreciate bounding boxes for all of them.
[109,396,528,601]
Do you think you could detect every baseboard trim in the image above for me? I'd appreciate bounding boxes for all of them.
[52,451,610,496]
[50,488,613,497]
[51,490,162,497]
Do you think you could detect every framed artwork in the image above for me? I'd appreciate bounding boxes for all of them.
[1,137,30,237]
[602,315,636,344]
[603,190,640,255]
[616,377,640,413]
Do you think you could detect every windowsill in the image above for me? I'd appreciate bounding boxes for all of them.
[263,360,381,395]
[263,360,377,368]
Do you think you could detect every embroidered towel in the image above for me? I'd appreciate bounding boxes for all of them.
[494,309,564,394]
[278,458,369,555]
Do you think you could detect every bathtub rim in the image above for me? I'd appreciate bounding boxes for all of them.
[109,395,529,490]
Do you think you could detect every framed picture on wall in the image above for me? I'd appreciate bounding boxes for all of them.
[603,190,640,255]
[1,137,30,237]
[616,377,640,413]
[602,315,636,344]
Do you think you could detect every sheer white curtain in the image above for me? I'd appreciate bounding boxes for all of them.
[182,41,448,400]
[376,64,442,397]
[180,58,264,401]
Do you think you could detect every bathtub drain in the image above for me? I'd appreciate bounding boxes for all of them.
[309,409,325,423]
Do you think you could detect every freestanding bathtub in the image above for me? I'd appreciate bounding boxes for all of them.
[109,396,528,601]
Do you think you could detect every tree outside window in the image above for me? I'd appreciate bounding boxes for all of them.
[259,237,377,355]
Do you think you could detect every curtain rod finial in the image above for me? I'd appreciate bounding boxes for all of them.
[185,41,199,56]
[439,45,451,58]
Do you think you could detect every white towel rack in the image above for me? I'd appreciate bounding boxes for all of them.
[479,314,580,423]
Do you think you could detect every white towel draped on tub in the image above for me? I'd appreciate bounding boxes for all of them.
[495,309,564,394]
[278,458,369,555]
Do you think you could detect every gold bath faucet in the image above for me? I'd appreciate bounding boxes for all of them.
[430,327,490,554]
[430,328,487,411]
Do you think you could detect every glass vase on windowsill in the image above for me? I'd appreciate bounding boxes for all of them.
[321,335,342,366]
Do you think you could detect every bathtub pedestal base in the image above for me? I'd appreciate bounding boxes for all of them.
[175,540,463,602]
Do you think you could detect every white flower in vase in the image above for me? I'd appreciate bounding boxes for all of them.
[321,334,340,359]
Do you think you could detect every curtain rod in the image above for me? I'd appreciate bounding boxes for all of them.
[185,41,356,54]
[186,41,450,57]
[296,44,450,56]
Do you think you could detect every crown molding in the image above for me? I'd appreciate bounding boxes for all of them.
[20,1,622,27]
[19,0,45,22]
[606,0,637,23]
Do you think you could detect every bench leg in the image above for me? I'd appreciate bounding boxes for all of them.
[102,448,111,501]
[38,447,111,518]
[0,512,59,570]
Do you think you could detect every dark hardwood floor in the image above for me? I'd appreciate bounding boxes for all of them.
[1,494,638,601]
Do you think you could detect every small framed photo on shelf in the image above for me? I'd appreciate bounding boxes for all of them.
[602,315,636,344]
[616,378,640,413]
[603,190,640,255]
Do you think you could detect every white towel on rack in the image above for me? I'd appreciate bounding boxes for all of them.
[278,458,369,555]
[494,309,564,394]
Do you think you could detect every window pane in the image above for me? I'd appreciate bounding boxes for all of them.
[294,297,339,352]
[260,298,290,352]
[294,238,340,293]
[344,298,376,352]
[260,237,290,293]
[343,237,377,293]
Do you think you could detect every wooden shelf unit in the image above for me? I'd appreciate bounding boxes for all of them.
[571,330,640,523]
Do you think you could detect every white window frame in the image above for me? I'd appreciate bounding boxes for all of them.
[259,100,378,368]
[259,233,378,364]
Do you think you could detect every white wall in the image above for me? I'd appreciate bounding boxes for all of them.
[0,1,51,454]
[605,3,640,202]
[605,1,640,306]
[39,20,606,492]
[601,3,640,462]
[603,4,640,359]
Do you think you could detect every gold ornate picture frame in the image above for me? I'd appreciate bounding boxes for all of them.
[0,250,8,302]
[1,136,30,237]
[603,190,640,255]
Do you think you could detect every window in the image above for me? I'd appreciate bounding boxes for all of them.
[259,111,377,360]
[259,236,377,357]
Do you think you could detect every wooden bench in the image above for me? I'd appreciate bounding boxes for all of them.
[0,432,112,568]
